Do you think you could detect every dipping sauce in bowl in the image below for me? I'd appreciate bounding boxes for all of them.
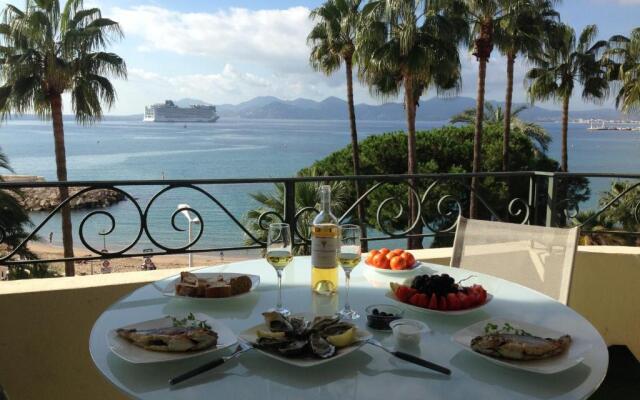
[390,319,430,346]
[365,304,403,331]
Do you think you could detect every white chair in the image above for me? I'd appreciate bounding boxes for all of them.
[451,216,579,304]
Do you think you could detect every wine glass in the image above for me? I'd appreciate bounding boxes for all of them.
[265,223,293,316]
[338,224,362,320]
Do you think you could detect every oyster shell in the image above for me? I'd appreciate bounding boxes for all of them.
[262,311,293,333]
[310,314,341,332]
[289,316,310,336]
[277,340,308,357]
[321,322,354,337]
[256,336,292,350]
[309,333,336,359]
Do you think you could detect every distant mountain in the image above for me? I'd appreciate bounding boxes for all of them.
[174,98,212,107]
[174,96,634,122]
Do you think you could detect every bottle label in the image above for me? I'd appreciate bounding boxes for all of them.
[311,230,338,269]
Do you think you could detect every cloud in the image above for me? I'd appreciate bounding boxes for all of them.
[597,0,640,4]
[122,63,370,108]
[105,4,618,114]
[112,6,313,73]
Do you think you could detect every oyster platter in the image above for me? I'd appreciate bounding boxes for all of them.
[239,312,372,367]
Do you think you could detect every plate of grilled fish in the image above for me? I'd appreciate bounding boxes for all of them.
[452,318,591,374]
[239,312,372,367]
[107,313,237,363]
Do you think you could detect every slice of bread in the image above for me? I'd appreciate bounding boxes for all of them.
[229,275,253,295]
[205,281,233,298]
[175,282,198,297]
[180,271,198,285]
[175,273,253,298]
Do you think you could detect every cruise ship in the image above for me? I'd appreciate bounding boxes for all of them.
[143,100,220,122]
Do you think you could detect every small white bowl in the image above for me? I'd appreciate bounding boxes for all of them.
[389,319,430,347]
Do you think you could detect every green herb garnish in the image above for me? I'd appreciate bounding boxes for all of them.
[171,312,212,330]
[484,322,531,336]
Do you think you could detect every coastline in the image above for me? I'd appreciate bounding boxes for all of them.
[27,241,261,276]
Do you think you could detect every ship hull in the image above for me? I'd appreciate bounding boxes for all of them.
[143,115,220,122]
[144,100,220,123]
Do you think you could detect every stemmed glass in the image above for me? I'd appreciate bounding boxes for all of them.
[265,223,293,316]
[338,224,362,320]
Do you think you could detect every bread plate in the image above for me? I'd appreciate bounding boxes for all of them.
[160,273,260,300]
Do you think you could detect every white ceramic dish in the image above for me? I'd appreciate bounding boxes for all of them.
[385,275,493,315]
[364,261,423,275]
[238,315,372,367]
[160,273,260,300]
[451,318,592,374]
[107,313,237,364]
[385,291,493,315]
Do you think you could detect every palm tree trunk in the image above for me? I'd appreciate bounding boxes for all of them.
[561,95,569,172]
[345,57,367,251]
[470,57,488,219]
[404,77,421,249]
[50,93,75,276]
[503,52,515,172]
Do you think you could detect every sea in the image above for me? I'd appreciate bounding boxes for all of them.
[1,117,639,252]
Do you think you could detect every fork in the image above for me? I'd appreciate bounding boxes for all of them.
[169,341,253,385]
[366,338,451,376]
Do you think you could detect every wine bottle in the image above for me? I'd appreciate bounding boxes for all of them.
[311,185,339,295]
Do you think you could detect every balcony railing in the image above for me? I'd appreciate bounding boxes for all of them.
[1,171,639,266]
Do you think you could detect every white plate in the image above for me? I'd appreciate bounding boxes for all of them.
[451,318,592,374]
[364,261,423,275]
[107,314,237,364]
[160,273,260,300]
[238,315,372,367]
[385,276,493,315]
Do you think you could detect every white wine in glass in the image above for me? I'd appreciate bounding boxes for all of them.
[338,225,362,320]
[266,223,293,316]
[266,250,293,270]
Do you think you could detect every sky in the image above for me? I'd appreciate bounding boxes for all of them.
[3,0,640,114]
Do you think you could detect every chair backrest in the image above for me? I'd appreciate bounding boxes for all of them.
[451,217,579,304]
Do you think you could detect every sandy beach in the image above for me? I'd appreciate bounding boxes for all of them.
[28,241,261,276]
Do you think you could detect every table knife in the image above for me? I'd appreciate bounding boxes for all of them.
[169,341,253,386]
[366,338,451,376]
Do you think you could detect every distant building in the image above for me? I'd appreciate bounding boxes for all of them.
[144,100,220,122]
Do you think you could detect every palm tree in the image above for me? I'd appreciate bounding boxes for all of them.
[0,147,47,278]
[308,0,368,249]
[526,23,608,173]
[605,28,640,113]
[0,0,127,276]
[450,103,550,153]
[465,0,500,218]
[244,170,350,255]
[357,0,468,247]
[494,0,558,171]
[598,180,640,234]
[572,210,627,246]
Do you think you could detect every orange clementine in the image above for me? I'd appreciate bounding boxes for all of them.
[372,253,387,268]
[401,252,416,267]
[378,248,390,256]
[390,256,407,270]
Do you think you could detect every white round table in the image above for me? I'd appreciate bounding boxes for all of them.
[90,258,608,400]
